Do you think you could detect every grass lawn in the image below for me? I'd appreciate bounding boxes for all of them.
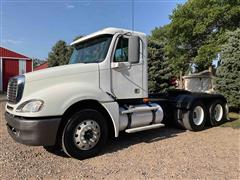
[220,112,240,128]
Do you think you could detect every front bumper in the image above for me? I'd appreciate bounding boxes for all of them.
[5,112,61,146]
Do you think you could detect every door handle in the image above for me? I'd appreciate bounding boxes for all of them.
[111,62,131,69]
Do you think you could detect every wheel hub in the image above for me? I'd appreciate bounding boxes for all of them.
[84,130,94,140]
[193,106,204,126]
[214,104,223,122]
[73,120,100,150]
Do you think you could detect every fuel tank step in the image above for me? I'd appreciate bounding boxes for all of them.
[125,123,165,133]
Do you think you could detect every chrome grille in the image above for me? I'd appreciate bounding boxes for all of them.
[7,78,18,103]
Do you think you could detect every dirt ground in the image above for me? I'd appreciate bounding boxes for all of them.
[0,94,239,179]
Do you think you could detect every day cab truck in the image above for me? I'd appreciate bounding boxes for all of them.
[5,28,228,160]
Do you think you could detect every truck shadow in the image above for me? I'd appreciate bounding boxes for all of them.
[104,127,185,154]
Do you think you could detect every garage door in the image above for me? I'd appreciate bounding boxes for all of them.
[3,59,19,91]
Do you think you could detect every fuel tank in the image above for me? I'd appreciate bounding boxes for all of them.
[119,103,164,131]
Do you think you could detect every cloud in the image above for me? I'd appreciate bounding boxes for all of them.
[66,4,75,9]
[2,39,23,45]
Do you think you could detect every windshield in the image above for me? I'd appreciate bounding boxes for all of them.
[69,35,113,64]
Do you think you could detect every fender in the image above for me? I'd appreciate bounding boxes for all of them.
[61,100,120,138]
[101,101,120,137]
[173,93,227,110]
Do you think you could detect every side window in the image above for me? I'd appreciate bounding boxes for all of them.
[114,37,128,62]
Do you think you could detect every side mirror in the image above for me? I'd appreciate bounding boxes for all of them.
[128,36,139,64]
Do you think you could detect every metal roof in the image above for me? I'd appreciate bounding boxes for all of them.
[0,47,31,60]
[34,62,48,71]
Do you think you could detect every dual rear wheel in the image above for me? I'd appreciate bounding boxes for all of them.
[209,100,227,126]
[180,100,227,131]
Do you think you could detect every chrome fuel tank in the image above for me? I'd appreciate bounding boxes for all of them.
[119,103,164,131]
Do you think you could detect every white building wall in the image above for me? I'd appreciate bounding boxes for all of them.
[19,60,26,75]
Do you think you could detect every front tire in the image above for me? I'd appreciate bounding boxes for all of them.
[182,101,206,131]
[62,109,108,160]
[44,145,61,152]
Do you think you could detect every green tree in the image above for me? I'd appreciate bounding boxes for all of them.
[151,25,193,76]
[32,58,44,68]
[148,38,174,93]
[48,40,72,67]
[153,0,240,75]
[216,28,240,109]
[151,25,170,46]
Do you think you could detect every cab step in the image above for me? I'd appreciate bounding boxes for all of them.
[125,123,165,133]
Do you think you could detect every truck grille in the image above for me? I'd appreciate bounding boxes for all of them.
[7,75,25,104]
[7,78,18,103]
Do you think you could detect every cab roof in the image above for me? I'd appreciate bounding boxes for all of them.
[70,27,146,46]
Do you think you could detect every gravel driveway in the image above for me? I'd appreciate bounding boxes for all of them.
[0,94,239,179]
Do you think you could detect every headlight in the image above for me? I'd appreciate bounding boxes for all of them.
[16,100,44,112]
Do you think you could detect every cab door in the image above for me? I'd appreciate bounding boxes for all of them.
[111,36,143,99]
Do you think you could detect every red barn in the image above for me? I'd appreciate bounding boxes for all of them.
[34,62,48,71]
[0,47,33,91]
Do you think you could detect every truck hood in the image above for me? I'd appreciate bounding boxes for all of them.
[7,62,113,117]
[25,63,99,82]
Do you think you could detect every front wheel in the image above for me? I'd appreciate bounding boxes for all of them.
[62,109,108,160]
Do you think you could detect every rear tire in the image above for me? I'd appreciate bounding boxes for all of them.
[173,109,186,129]
[182,101,206,131]
[62,109,108,160]
[209,100,226,126]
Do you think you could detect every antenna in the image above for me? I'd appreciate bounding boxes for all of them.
[132,0,135,33]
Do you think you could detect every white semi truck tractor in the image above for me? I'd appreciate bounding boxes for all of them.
[5,28,228,160]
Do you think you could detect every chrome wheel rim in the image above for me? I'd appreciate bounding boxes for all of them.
[214,104,223,122]
[73,120,100,150]
[193,106,204,125]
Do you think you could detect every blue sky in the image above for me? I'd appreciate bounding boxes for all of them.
[1,0,185,59]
